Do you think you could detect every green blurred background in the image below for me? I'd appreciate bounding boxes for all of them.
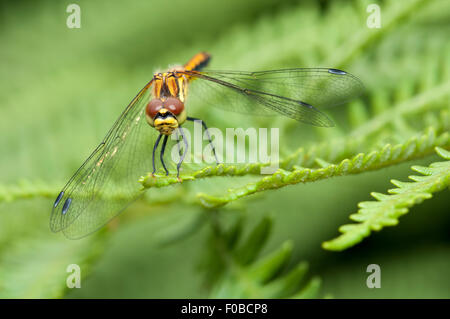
[0,0,449,298]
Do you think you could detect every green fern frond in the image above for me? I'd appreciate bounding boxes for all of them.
[322,147,450,251]
[205,216,322,299]
[196,127,449,208]
[0,180,58,203]
[282,109,449,170]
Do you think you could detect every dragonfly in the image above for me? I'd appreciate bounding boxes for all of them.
[51,52,364,239]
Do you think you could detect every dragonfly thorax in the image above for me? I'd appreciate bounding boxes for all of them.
[152,71,188,102]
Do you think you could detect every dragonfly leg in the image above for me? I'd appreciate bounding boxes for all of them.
[152,133,163,175]
[175,129,182,158]
[177,126,189,178]
[187,117,220,164]
[160,135,169,176]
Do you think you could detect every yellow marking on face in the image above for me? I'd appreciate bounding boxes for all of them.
[154,117,177,127]
[154,115,179,135]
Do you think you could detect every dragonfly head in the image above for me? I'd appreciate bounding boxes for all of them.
[146,97,186,135]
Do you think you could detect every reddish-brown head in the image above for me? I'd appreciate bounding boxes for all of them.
[163,97,184,116]
[145,98,186,135]
[146,99,164,119]
[145,98,185,119]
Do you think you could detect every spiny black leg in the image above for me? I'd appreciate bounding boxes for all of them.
[187,116,219,164]
[177,127,189,178]
[160,135,169,176]
[152,134,163,175]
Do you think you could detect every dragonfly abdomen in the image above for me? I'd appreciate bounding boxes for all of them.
[183,52,211,72]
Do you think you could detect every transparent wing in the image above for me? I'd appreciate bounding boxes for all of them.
[50,80,162,239]
[182,68,364,127]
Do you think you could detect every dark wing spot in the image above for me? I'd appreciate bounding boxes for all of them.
[328,68,347,75]
[62,198,72,215]
[54,191,64,208]
[299,101,314,109]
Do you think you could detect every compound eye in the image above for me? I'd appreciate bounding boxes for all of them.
[163,97,184,115]
[146,99,163,119]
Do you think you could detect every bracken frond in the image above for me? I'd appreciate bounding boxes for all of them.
[205,216,322,299]
[322,147,450,251]
[194,127,449,208]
